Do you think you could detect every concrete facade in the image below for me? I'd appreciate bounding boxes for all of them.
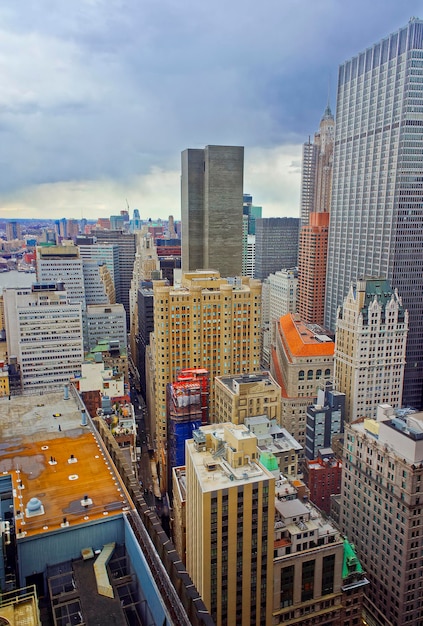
[181,145,244,277]
[254,218,299,281]
[3,285,83,392]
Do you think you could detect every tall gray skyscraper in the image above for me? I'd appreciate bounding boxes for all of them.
[254,217,299,281]
[181,145,244,277]
[325,18,423,409]
[299,104,334,228]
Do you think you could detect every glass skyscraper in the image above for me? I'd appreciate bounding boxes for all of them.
[325,18,423,409]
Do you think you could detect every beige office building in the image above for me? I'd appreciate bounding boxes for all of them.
[185,423,275,626]
[214,371,281,424]
[151,270,262,446]
[273,478,367,625]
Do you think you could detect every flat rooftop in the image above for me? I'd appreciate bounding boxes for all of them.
[187,425,274,493]
[0,392,128,538]
[216,371,278,391]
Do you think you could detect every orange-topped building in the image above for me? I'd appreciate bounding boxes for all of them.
[270,313,334,456]
[0,390,214,626]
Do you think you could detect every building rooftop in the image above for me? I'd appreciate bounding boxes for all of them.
[352,404,423,464]
[216,371,278,392]
[187,424,274,492]
[0,392,129,538]
[279,314,334,358]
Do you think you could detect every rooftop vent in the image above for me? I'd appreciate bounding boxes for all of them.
[26,497,45,517]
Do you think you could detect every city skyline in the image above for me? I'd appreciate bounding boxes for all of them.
[0,3,421,221]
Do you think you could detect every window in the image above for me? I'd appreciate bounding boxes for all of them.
[280,565,294,607]
[301,560,315,602]
[322,554,335,595]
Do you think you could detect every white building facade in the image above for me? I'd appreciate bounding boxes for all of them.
[3,285,83,392]
[335,278,408,422]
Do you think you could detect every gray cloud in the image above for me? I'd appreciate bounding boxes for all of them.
[0,1,421,218]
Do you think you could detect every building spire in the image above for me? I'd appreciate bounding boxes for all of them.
[322,80,333,120]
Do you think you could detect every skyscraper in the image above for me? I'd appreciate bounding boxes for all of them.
[3,284,83,391]
[90,229,137,323]
[254,218,299,281]
[299,104,335,228]
[335,278,408,422]
[341,405,423,625]
[185,422,275,626]
[36,243,86,306]
[181,145,244,277]
[298,104,334,325]
[150,270,261,461]
[5,221,22,241]
[325,18,423,408]
[298,211,329,325]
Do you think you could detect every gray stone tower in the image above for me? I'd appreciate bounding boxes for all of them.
[181,145,244,277]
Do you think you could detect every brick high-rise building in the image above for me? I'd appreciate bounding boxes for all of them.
[271,313,334,455]
[298,104,334,325]
[298,211,329,325]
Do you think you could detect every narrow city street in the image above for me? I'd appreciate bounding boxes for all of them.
[130,380,166,524]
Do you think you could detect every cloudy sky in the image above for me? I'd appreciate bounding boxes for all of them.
[0,1,420,221]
